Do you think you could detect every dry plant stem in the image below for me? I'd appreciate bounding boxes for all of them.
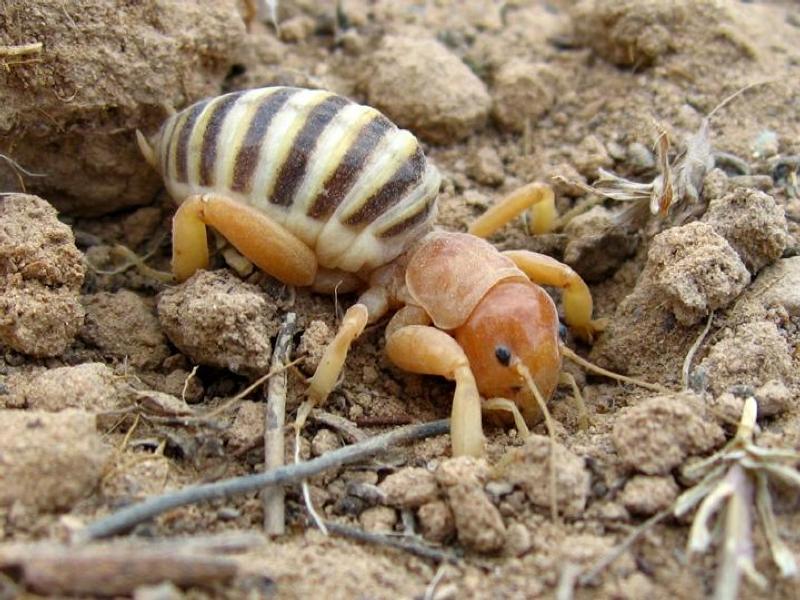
[0,532,263,596]
[263,312,296,535]
[0,42,42,57]
[79,419,450,541]
[578,509,672,586]
[323,522,458,564]
[310,409,367,443]
[682,312,714,390]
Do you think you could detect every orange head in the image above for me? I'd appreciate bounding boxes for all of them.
[454,280,562,425]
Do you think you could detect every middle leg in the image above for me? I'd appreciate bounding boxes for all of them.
[385,321,484,457]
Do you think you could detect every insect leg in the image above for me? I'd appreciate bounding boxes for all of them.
[306,286,390,407]
[502,250,606,342]
[171,194,317,285]
[385,324,485,457]
[468,182,557,238]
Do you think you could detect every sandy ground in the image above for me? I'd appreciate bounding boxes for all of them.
[1,0,799,598]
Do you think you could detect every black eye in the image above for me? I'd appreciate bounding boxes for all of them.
[495,345,511,366]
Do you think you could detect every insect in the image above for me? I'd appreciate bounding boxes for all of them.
[137,86,630,457]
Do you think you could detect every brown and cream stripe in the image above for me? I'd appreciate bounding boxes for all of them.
[153,86,440,273]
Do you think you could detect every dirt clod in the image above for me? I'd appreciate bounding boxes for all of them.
[612,392,725,475]
[417,500,455,544]
[379,467,439,509]
[619,475,679,516]
[491,60,559,134]
[361,36,491,144]
[0,194,85,357]
[157,270,278,375]
[0,409,111,511]
[224,401,265,453]
[297,320,332,377]
[0,0,246,215]
[500,435,591,519]
[648,222,750,326]
[698,320,795,398]
[702,187,787,274]
[6,362,125,413]
[563,206,639,282]
[358,506,397,534]
[81,291,170,369]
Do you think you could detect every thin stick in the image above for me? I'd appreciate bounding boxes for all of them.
[682,312,714,390]
[0,42,42,57]
[324,522,458,563]
[578,509,671,585]
[78,419,450,541]
[263,312,296,535]
[201,355,306,419]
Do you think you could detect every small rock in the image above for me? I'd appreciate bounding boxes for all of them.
[101,456,171,502]
[467,146,505,187]
[417,500,455,543]
[702,188,787,274]
[122,206,163,248]
[379,467,439,509]
[619,475,679,516]
[443,482,506,553]
[359,506,398,533]
[436,458,505,553]
[435,456,490,487]
[0,409,111,511]
[163,369,204,404]
[500,435,591,518]
[699,321,795,397]
[563,205,638,281]
[648,222,750,326]
[224,401,265,452]
[613,392,725,475]
[627,142,656,172]
[133,581,184,600]
[730,257,800,322]
[297,320,332,376]
[0,194,85,357]
[8,362,125,412]
[505,522,532,557]
[82,290,170,369]
[491,60,560,133]
[157,270,277,375]
[570,135,613,177]
[279,15,316,43]
[362,36,491,144]
[311,428,341,457]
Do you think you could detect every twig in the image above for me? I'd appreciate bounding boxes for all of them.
[578,509,671,585]
[0,532,262,596]
[311,409,367,443]
[78,419,450,541]
[0,42,42,57]
[324,522,458,564]
[263,312,296,535]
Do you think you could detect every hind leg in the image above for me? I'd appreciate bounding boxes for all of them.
[468,182,557,238]
[172,194,317,285]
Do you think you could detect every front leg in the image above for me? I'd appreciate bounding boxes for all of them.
[503,250,606,342]
[172,194,317,285]
[386,323,484,457]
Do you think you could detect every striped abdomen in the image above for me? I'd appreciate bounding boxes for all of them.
[152,87,440,274]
